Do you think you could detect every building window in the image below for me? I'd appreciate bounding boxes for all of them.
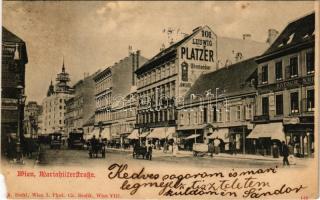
[306,51,314,74]
[261,65,268,83]
[203,107,207,123]
[150,112,154,123]
[262,97,269,115]
[236,106,241,121]
[275,94,283,115]
[194,111,198,124]
[245,104,253,120]
[306,89,314,112]
[181,62,188,82]
[225,108,230,122]
[217,108,222,122]
[290,92,299,114]
[212,106,217,122]
[171,63,176,74]
[275,61,282,81]
[289,56,298,78]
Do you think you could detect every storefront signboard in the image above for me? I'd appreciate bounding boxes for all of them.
[283,117,300,124]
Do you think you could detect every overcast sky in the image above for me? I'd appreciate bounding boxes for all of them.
[2,1,315,103]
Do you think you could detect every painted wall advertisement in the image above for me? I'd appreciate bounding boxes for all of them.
[178,26,217,98]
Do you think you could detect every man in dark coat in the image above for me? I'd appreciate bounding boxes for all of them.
[281,141,290,166]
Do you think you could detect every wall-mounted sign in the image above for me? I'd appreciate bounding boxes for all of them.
[260,77,312,92]
[283,117,300,125]
[180,47,214,62]
[178,26,217,98]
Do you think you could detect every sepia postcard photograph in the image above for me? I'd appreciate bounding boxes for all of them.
[0,1,319,199]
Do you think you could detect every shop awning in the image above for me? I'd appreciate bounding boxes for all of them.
[127,129,139,139]
[185,134,200,140]
[207,128,229,142]
[147,127,176,139]
[83,129,99,140]
[139,132,150,138]
[247,123,285,141]
[100,128,111,140]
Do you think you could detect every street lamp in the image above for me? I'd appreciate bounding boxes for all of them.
[15,85,26,164]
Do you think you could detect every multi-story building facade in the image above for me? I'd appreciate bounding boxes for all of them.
[177,58,258,153]
[109,91,137,147]
[1,27,28,155]
[65,71,98,135]
[251,12,315,157]
[24,101,42,138]
[93,51,148,139]
[135,25,267,140]
[40,62,74,134]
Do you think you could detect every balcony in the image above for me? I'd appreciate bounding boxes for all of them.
[253,115,270,122]
[301,98,314,115]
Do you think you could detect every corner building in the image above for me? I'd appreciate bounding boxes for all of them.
[252,13,315,157]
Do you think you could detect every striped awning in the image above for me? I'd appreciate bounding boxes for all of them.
[139,132,150,138]
[207,128,229,142]
[127,129,139,139]
[247,123,285,141]
[83,129,99,140]
[100,128,111,140]
[147,127,175,139]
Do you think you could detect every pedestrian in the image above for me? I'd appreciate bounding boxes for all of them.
[230,137,236,155]
[281,141,290,166]
[208,141,214,157]
[213,137,221,154]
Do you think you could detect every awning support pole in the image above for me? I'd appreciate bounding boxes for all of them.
[243,125,246,154]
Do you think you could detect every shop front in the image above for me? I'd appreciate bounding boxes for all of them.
[207,128,229,153]
[228,126,253,154]
[247,122,285,156]
[146,127,175,150]
[177,124,209,151]
[283,116,314,158]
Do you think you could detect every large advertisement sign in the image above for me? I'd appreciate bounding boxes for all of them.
[178,26,217,98]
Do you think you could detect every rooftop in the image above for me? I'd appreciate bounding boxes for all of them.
[262,12,315,56]
[2,27,25,44]
[135,28,200,74]
[185,57,258,101]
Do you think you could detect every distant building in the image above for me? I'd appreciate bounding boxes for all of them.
[83,115,95,140]
[252,12,315,157]
[93,51,148,140]
[109,90,137,147]
[1,27,28,155]
[24,101,42,138]
[40,61,74,134]
[65,71,99,135]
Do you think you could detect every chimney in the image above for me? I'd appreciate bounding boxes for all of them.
[242,34,251,40]
[266,29,279,45]
[235,52,243,62]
